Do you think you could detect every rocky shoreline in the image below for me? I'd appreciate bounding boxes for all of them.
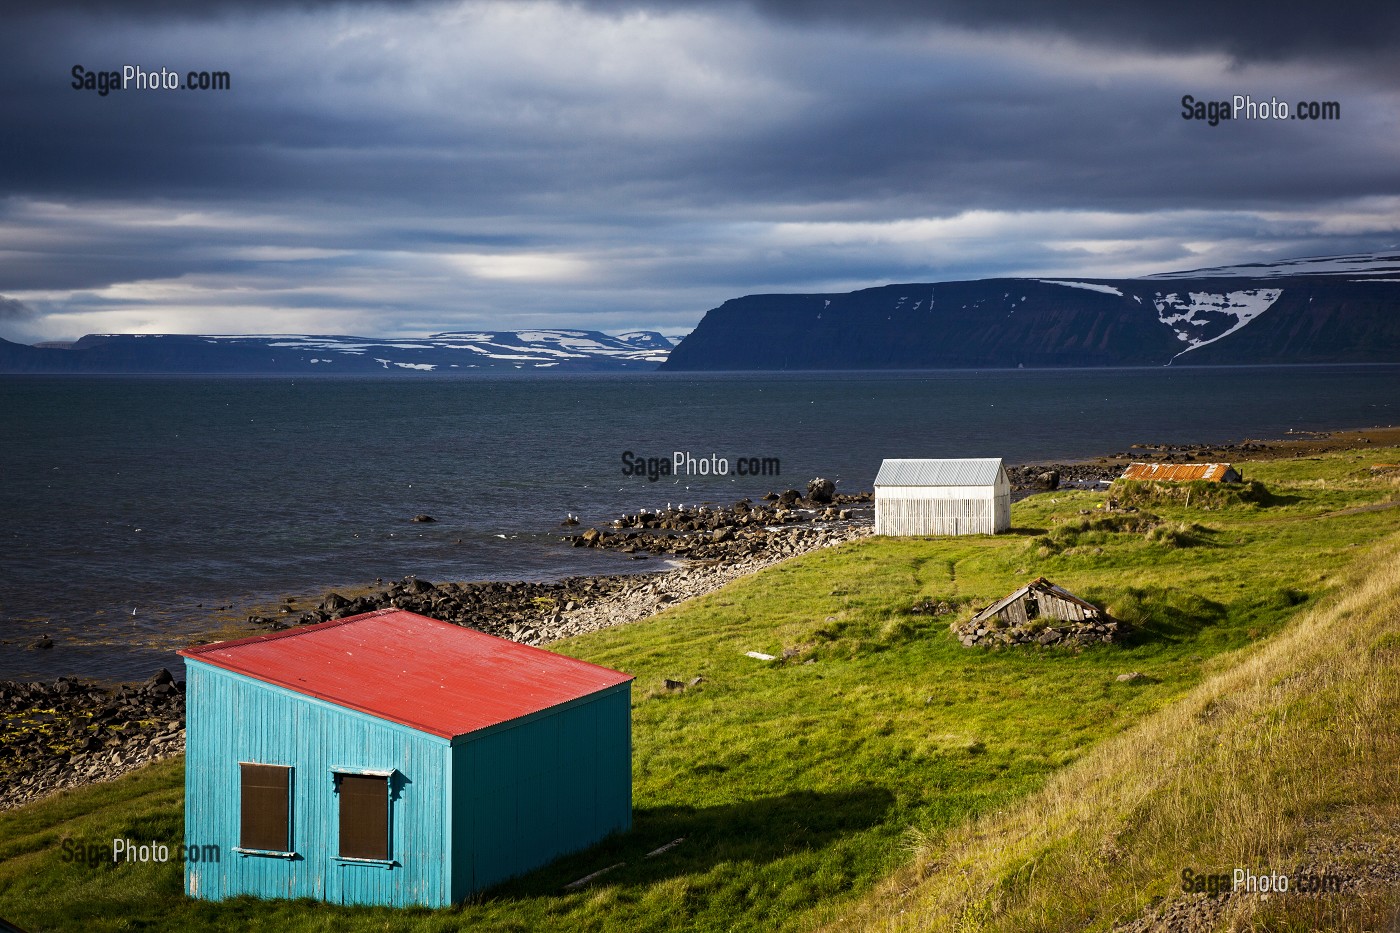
[1,483,876,812]
[9,431,1390,812]
[246,483,878,646]
[0,670,185,812]
[0,464,1182,812]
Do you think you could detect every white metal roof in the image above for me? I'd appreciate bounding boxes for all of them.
[874,458,1005,487]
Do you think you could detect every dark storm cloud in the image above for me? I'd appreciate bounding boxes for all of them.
[6,5,1388,216]
[721,0,1400,62]
[0,297,38,320]
[6,0,415,15]
[18,0,1397,62]
[2,0,1397,339]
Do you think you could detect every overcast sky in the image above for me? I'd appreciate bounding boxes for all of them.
[2,0,1397,342]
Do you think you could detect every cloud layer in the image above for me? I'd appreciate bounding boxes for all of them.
[2,1,1397,340]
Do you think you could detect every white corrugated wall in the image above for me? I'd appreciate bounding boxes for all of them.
[875,484,1010,535]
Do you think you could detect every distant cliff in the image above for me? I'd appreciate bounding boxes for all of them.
[662,253,1400,369]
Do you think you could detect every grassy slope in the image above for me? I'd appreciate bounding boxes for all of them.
[833,461,1400,931]
[1,449,1397,932]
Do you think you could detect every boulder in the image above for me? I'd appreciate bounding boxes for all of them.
[411,514,436,523]
[806,477,836,504]
[321,592,351,612]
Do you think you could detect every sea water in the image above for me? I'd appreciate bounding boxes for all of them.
[3,365,1398,682]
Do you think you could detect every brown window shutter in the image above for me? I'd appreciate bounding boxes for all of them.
[239,763,291,852]
[338,774,389,860]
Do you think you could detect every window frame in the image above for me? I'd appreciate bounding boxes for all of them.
[233,761,297,858]
[330,768,397,867]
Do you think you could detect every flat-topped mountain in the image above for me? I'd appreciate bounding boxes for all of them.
[6,252,1399,374]
[661,252,1400,370]
[0,330,683,374]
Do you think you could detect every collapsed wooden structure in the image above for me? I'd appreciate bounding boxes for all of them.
[953,577,1122,648]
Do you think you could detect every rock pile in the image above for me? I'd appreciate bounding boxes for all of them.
[1109,441,1269,462]
[0,670,186,812]
[1005,463,1120,495]
[564,492,872,561]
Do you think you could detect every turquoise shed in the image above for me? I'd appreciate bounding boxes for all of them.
[179,608,633,907]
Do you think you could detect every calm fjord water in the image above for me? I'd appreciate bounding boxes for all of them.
[3,366,1398,683]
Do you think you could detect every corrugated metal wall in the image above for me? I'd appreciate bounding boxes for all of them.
[450,684,632,899]
[875,487,1011,535]
[185,662,633,907]
[184,661,453,907]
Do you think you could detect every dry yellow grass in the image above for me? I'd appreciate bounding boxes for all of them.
[823,533,1400,932]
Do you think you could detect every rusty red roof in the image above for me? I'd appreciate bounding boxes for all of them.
[1120,462,1238,482]
[178,609,632,740]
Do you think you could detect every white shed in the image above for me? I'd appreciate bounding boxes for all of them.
[874,458,1011,536]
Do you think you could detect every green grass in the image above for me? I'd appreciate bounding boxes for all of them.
[835,522,1400,932]
[2,447,1398,932]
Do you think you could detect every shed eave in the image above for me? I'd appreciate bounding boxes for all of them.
[446,679,633,746]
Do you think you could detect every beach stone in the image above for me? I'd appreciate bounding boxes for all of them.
[321,592,351,611]
[806,477,835,503]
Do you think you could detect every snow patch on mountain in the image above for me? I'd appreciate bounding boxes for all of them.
[78,329,679,370]
[1148,251,1400,280]
[1037,280,1124,296]
[1153,288,1282,361]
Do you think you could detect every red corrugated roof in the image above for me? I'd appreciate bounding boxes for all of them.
[179,609,633,740]
[1120,462,1237,482]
